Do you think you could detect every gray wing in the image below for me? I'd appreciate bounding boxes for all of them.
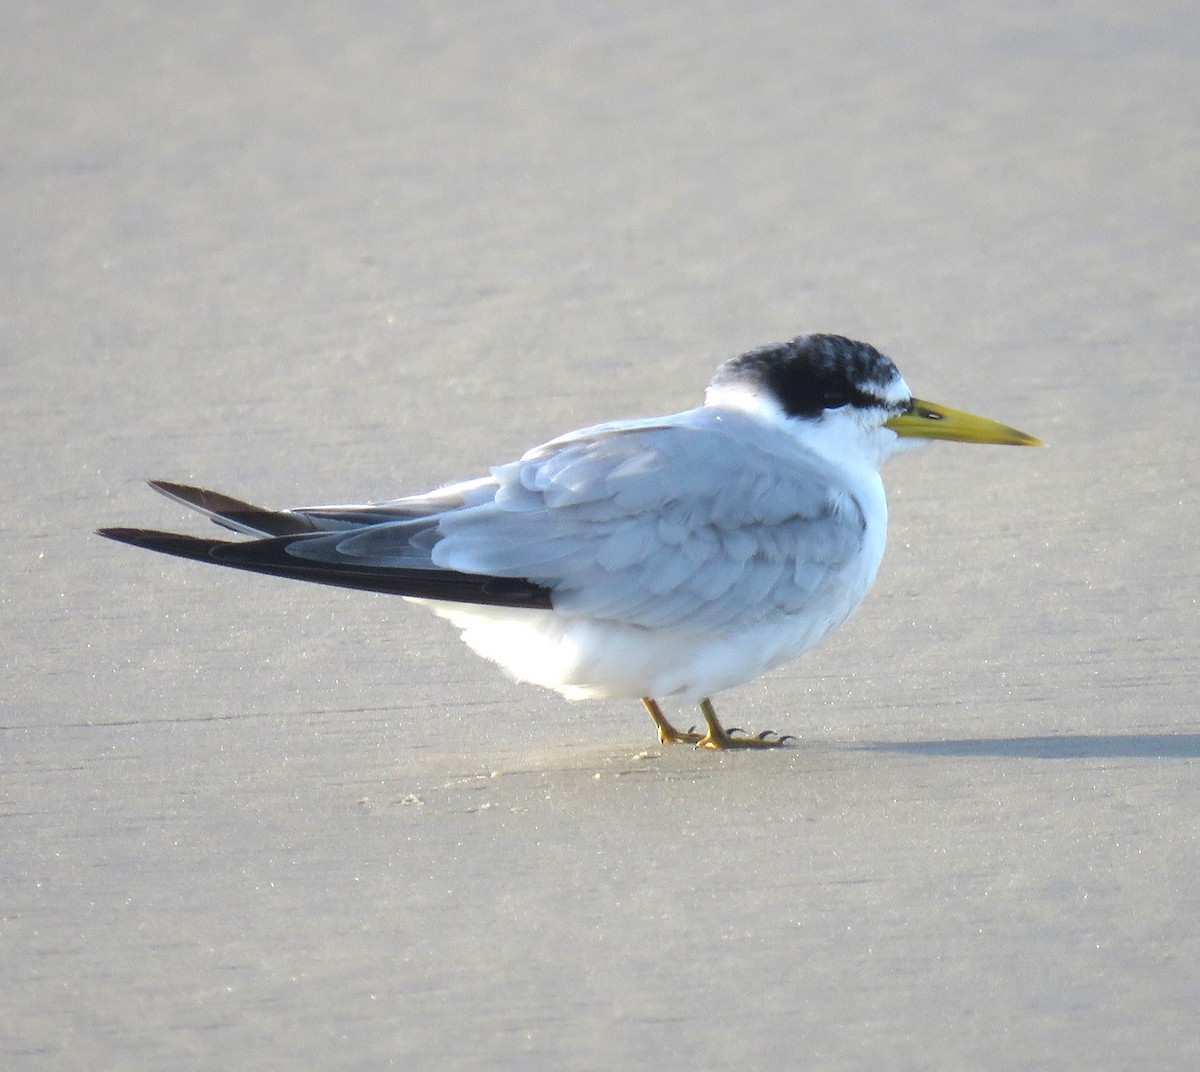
[305,409,869,633]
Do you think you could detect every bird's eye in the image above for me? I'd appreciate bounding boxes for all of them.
[822,389,851,409]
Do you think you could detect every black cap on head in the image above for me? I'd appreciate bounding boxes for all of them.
[710,334,903,419]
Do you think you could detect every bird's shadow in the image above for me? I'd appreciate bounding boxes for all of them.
[859,733,1200,760]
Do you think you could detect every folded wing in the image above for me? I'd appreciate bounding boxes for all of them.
[422,410,869,632]
[100,409,867,630]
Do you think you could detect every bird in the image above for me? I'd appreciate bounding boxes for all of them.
[98,334,1042,749]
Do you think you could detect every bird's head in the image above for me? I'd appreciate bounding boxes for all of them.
[705,334,1042,467]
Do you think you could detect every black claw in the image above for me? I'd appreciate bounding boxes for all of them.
[757,730,777,740]
[779,734,797,744]
[687,726,697,734]
[727,727,745,736]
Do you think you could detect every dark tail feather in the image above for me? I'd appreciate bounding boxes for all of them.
[95,527,553,608]
[147,480,316,537]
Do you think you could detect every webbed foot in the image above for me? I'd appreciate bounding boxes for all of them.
[640,697,796,750]
[694,699,796,750]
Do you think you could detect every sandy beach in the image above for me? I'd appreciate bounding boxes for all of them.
[4,2,1199,1068]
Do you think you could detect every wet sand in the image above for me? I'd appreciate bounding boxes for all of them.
[4,3,1199,1069]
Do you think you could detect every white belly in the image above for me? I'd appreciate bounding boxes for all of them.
[408,515,884,702]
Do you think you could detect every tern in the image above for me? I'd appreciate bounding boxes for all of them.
[99,334,1041,749]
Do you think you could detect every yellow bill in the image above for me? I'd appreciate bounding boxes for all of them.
[884,398,1044,446]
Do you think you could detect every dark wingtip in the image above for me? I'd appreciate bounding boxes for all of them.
[95,528,556,609]
[96,526,163,547]
[95,527,225,560]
